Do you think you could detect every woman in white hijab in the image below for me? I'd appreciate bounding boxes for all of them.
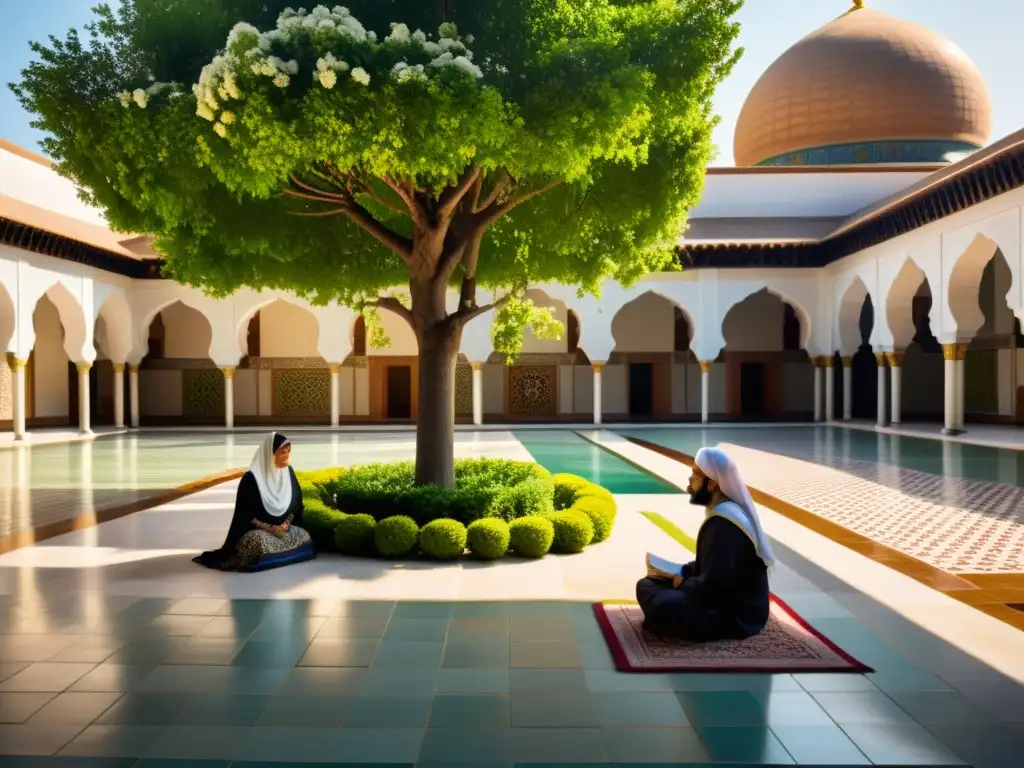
[194,432,315,572]
[637,446,773,641]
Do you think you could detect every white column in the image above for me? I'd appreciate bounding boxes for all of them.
[813,360,823,422]
[592,362,604,425]
[128,364,140,428]
[842,356,853,420]
[941,343,965,435]
[875,352,887,427]
[887,351,903,426]
[699,360,711,424]
[471,362,484,426]
[77,362,93,434]
[222,367,235,429]
[8,356,27,441]
[824,359,835,422]
[329,364,341,427]
[112,363,125,429]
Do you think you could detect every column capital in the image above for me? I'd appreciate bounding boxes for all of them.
[841,356,853,368]
[221,367,236,379]
[470,362,485,372]
[76,361,93,374]
[820,356,834,368]
[874,352,887,367]
[327,363,341,374]
[592,361,606,373]
[942,343,967,361]
[111,362,126,374]
[698,360,712,374]
[885,350,905,368]
[5,354,27,372]
[129,363,140,374]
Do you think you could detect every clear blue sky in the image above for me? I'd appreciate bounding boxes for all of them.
[1,0,1020,165]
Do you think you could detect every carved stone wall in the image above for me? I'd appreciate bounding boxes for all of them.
[183,369,225,417]
[508,365,557,417]
[0,359,11,421]
[454,364,473,416]
[274,369,330,414]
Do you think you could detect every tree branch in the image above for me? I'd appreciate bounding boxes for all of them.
[448,290,514,327]
[438,164,482,219]
[475,169,511,212]
[480,178,562,225]
[340,202,413,263]
[383,175,430,230]
[375,296,414,325]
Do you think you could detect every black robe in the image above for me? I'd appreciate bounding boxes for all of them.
[637,514,770,642]
[193,468,305,570]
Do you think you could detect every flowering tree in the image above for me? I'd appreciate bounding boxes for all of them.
[13,0,742,487]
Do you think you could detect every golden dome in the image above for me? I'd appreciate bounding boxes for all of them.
[733,4,991,167]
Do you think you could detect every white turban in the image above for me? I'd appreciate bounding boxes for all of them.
[695,447,776,570]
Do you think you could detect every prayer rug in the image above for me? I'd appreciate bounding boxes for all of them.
[594,597,872,673]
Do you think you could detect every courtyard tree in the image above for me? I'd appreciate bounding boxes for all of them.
[13,0,742,487]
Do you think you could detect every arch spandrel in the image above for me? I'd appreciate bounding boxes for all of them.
[717,281,814,353]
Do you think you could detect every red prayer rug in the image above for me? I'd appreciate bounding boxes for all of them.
[594,597,872,674]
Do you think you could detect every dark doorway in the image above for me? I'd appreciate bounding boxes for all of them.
[386,366,412,419]
[739,362,767,418]
[628,363,654,417]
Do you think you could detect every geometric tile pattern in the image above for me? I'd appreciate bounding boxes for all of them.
[509,365,557,417]
[182,369,224,417]
[721,443,1024,574]
[454,364,473,416]
[274,369,330,414]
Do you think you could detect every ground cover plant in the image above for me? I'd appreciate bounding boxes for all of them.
[295,458,616,560]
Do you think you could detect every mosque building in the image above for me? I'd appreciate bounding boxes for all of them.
[0,3,1022,438]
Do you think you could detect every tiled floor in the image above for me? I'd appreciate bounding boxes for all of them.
[0,428,1022,765]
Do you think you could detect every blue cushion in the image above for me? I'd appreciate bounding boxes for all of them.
[243,540,317,573]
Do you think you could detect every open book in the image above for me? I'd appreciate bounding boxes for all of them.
[645,552,684,580]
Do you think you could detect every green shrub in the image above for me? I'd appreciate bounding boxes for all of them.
[373,515,420,558]
[571,495,616,543]
[548,510,595,553]
[333,513,376,555]
[303,497,348,548]
[419,519,467,560]
[324,458,554,526]
[552,473,592,509]
[467,518,510,560]
[509,515,554,558]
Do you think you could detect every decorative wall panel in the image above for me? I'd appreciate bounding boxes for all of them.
[965,349,998,414]
[454,365,473,416]
[0,360,11,421]
[274,370,330,414]
[509,366,557,417]
[183,369,225,417]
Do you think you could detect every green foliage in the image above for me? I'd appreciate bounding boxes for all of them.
[12,0,743,302]
[302,497,348,548]
[295,468,344,499]
[333,513,377,555]
[491,294,565,362]
[547,510,595,553]
[419,518,468,560]
[373,515,420,557]
[509,515,555,558]
[551,472,617,543]
[325,458,553,525]
[466,518,511,560]
[571,495,616,543]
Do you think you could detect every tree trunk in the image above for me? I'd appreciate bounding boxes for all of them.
[414,321,461,488]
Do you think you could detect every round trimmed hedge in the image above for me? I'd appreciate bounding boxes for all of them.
[467,518,510,560]
[296,461,616,562]
[420,519,467,560]
[374,515,420,558]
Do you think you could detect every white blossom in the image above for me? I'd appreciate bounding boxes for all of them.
[392,61,427,84]
[132,88,148,108]
[219,111,235,125]
[214,122,228,138]
[451,56,482,78]
[196,102,216,121]
[317,69,338,89]
[316,53,348,72]
[273,73,291,88]
[118,91,131,108]
[439,37,466,54]
[227,22,260,50]
[350,67,370,86]
[438,22,458,39]
[421,41,442,57]
[386,22,410,43]
[411,29,427,44]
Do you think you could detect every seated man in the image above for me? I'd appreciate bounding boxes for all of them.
[637,447,773,641]
[194,432,315,572]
